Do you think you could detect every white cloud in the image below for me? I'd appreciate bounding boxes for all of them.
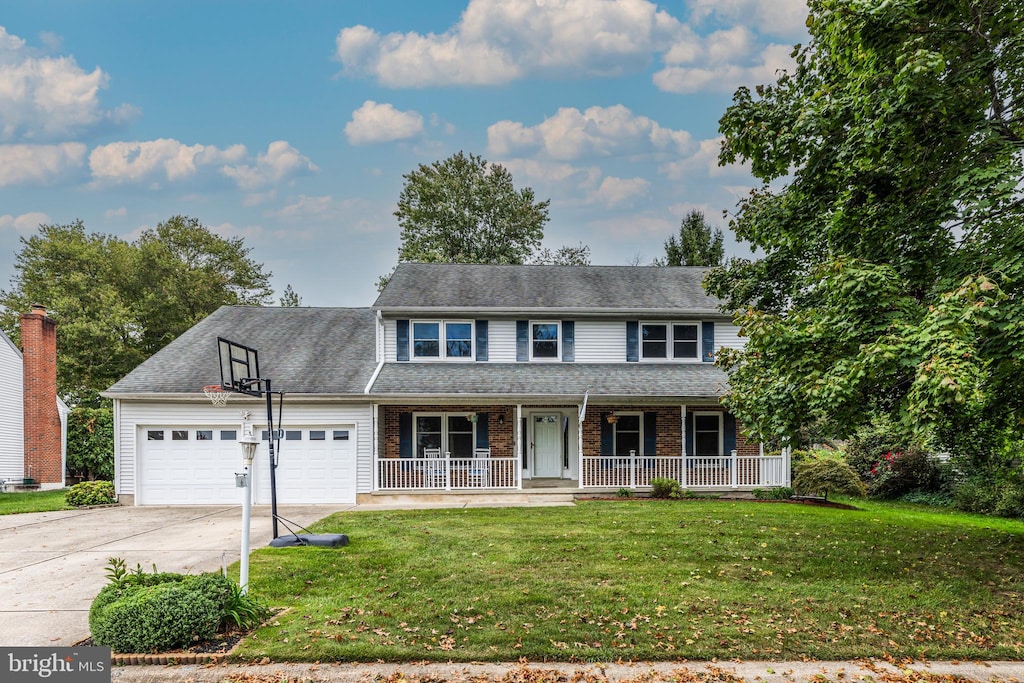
[686,0,809,39]
[488,105,693,161]
[659,136,752,180]
[0,143,87,186]
[0,25,137,141]
[335,0,687,87]
[88,138,246,185]
[344,100,424,145]
[221,141,318,191]
[268,194,393,235]
[654,42,795,94]
[500,158,602,197]
[0,211,50,234]
[592,176,650,207]
[103,206,127,219]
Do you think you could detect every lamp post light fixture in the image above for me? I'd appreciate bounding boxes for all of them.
[238,425,259,595]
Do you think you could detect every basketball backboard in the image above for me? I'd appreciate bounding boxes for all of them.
[218,337,262,396]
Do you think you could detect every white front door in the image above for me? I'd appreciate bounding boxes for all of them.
[533,414,562,478]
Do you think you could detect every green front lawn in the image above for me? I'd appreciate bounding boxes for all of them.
[0,488,70,515]
[238,499,1024,663]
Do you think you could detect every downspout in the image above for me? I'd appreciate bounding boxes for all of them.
[364,310,386,395]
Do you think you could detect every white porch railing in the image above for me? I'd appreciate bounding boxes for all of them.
[378,456,520,490]
[580,453,789,489]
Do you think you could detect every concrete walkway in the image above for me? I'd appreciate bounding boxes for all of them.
[110,659,1024,682]
[0,504,348,647]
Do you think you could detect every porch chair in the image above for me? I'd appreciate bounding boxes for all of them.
[422,447,445,487]
[468,447,491,487]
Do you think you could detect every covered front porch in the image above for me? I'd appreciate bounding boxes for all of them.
[373,403,790,492]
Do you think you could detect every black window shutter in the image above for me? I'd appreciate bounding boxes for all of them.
[399,412,412,458]
[685,410,694,457]
[701,321,715,362]
[475,320,489,361]
[626,321,639,362]
[396,319,410,362]
[476,413,489,449]
[516,320,529,361]
[643,411,657,456]
[521,417,528,467]
[724,412,737,454]
[600,414,613,455]
[562,320,575,362]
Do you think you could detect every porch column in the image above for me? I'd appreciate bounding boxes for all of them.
[371,403,379,491]
[680,404,687,490]
[516,404,523,490]
[577,403,584,486]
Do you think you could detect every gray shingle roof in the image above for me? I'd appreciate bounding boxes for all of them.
[369,362,728,399]
[105,306,378,396]
[374,264,725,315]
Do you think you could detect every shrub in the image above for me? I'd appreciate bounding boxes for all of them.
[90,581,221,653]
[66,480,116,507]
[67,407,114,481]
[793,457,866,498]
[844,415,918,481]
[649,477,681,499]
[752,486,793,500]
[866,449,948,499]
[615,487,633,498]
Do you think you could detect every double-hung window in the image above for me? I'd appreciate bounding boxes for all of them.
[641,322,700,361]
[412,320,473,360]
[531,322,559,359]
[613,414,642,456]
[413,322,440,358]
[414,413,475,458]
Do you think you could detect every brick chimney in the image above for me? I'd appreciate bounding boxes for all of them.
[21,304,62,486]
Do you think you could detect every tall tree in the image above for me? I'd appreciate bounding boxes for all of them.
[394,151,549,265]
[706,0,1024,467]
[530,242,591,266]
[657,210,724,266]
[279,284,302,307]
[1,217,273,405]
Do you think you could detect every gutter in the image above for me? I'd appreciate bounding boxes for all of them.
[372,306,730,318]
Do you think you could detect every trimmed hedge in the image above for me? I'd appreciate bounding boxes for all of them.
[66,480,116,507]
[90,581,221,653]
[89,571,266,653]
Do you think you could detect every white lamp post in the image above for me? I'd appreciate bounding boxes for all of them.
[238,425,259,595]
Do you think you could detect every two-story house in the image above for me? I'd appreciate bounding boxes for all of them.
[105,264,790,505]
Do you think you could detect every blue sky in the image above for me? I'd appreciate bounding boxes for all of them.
[0,0,808,307]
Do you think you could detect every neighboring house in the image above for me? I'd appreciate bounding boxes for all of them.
[0,306,70,489]
[105,264,790,506]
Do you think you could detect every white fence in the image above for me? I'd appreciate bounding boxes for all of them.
[378,456,520,490]
[581,453,789,489]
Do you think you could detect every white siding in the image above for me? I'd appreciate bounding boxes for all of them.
[715,322,747,354]
[115,401,373,500]
[383,319,397,361]
[487,320,517,362]
[0,334,23,481]
[573,320,627,363]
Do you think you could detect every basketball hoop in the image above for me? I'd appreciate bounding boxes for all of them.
[203,385,231,407]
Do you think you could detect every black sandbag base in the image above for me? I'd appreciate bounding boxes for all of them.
[269,533,349,548]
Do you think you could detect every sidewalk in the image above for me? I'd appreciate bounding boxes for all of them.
[110,659,1024,682]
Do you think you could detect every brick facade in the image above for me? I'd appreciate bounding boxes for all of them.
[380,403,757,460]
[20,305,62,485]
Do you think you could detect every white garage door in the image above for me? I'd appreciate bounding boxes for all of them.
[138,426,357,505]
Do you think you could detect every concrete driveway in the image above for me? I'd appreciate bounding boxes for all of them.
[0,504,350,647]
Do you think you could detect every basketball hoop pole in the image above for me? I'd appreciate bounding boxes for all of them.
[264,378,280,540]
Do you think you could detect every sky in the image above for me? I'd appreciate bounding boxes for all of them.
[0,0,809,307]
